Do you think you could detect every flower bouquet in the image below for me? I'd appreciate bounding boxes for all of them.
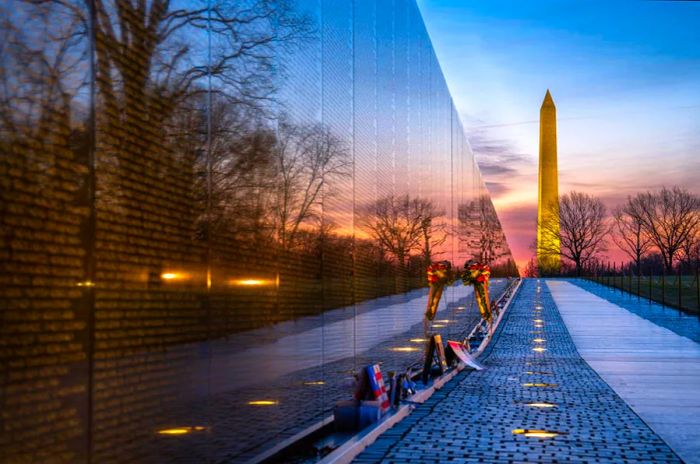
[461,261,492,324]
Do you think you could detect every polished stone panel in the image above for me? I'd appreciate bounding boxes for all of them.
[0,0,517,461]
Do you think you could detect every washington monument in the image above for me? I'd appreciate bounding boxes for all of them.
[537,90,561,274]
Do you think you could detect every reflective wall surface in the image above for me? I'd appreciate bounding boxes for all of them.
[0,0,516,462]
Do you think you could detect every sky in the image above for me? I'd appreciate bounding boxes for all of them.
[417,0,700,269]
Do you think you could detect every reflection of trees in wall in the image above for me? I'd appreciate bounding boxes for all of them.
[0,5,94,460]
[2,0,518,329]
[199,110,351,250]
[457,195,509,266]
[360,195,446,277]
[90,0,312,234]
[271,117,351,250]
[0,1,90,185]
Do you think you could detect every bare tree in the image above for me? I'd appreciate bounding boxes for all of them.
[626,187,700,271]
[612,205,654,274]
[91,0,312,116]
[523,257,538,278]
[0,1,89,162]
[539,191,609,276]
[420,214,447,267]
[679,229,700,268]
[203,105,278,245]
[272,118,350,250]
[457,195,509,265]
[361,195,445,273]
[37,0,311,228]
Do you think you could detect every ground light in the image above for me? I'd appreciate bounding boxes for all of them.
[303,381,325,386]
[532,347,547,352]
[432,324,446,328]
[512,429,563,438]
[409,338,427,343]
[522,383,557,388]
[533,338,546,343]
[526,402,557,408]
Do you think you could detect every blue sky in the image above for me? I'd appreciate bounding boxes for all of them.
[417,0,700,265]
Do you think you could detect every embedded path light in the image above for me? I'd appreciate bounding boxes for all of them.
[526,402,557,408]
[248,400,279,406]
[157,426,207,436]
[512,428,563,438]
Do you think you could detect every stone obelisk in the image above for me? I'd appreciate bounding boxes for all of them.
[537,90,560,274]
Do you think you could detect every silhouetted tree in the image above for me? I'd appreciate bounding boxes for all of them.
[361,194,445,274]
[612,205,653,275]
[539,191,609,276]
[0,0,89,163]
[272,118,351,250]
[88,0,313,215]
[626,187,700,271]
[457,195,510,265]
[523,257,538,277]
[420,212,447,267]
[679,230,700,270]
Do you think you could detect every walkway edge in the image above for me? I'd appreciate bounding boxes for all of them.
[319,278,524,464]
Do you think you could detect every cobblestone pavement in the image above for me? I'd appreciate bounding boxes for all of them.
[142,280,512,463]
[354,279,682,464]
[569,279,700,343]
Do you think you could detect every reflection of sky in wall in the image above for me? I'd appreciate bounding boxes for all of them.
[418,0,700,267]
[275,0,513,265]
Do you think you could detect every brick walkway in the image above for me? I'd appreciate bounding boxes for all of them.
[354,279,681,463]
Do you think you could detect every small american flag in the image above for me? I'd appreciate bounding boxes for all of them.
[366,364,390,413]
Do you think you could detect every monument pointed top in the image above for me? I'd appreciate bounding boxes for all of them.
[542,89,555,108]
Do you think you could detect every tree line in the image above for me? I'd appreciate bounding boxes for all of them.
[534,187,700,276]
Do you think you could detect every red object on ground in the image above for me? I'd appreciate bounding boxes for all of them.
[366,364,390,413]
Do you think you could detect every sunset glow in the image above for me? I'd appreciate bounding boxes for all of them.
[420,1,700,270]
